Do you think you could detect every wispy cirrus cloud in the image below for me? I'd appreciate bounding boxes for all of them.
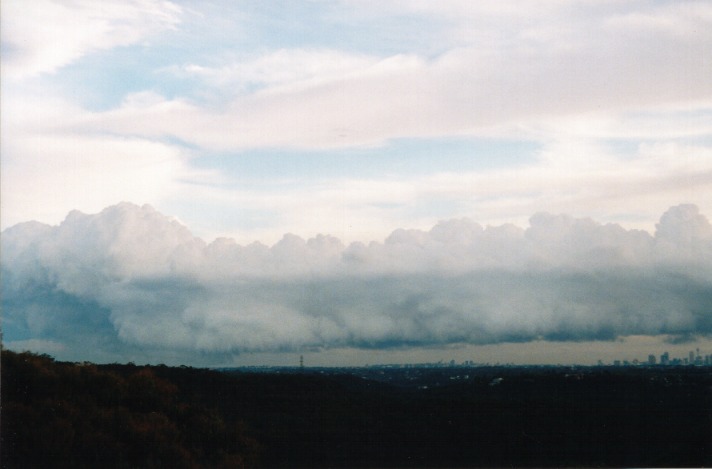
[1,0,182,80]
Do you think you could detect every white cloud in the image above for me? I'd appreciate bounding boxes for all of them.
[605,1,712,40]
[2,203,711,363]
[1,0,182,80]
[3,78,710,245]
[189,136,712,245]
[0,130,199,229]
[73,6,711,151]
[177,48,380,91]
[2,1,711,243]
[0,88,219,229]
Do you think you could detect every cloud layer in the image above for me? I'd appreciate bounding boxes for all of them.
[56,1,712,151]
[3,203,711,363]
[1,0,181,79]
[2,1,711,240]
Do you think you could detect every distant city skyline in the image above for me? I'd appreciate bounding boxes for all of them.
[234,337,712,368]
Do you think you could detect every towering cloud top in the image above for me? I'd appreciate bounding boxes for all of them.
[2,203,711,363]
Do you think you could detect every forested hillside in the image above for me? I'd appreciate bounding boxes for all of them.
[2,350,711,468]
[1,351,260,468]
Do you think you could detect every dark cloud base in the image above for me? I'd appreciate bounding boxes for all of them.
[2,202,711,364]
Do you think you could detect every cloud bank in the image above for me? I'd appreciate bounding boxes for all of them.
[2,203,711,363]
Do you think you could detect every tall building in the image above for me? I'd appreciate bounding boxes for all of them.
[648,354,656,365]
[660,352,669,365]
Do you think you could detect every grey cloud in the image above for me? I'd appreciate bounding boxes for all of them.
[2,202,711,363]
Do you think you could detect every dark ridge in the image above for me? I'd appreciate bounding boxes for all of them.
[2,350,711,468]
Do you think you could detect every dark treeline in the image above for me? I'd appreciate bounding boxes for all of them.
[2,350,711,468]
[1,351,260,468]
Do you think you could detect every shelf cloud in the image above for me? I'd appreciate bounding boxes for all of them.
[3,202,710,363]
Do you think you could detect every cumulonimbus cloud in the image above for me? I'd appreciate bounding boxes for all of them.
[2,203,711,361]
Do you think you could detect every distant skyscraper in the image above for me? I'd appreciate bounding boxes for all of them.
[660,352,669,365]
[648,354,656,365]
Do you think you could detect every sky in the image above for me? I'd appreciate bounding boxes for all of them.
[1,0,712,366]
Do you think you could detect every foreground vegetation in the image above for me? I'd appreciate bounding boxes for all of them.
[2,349,711,467]
[1,351,260,468]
